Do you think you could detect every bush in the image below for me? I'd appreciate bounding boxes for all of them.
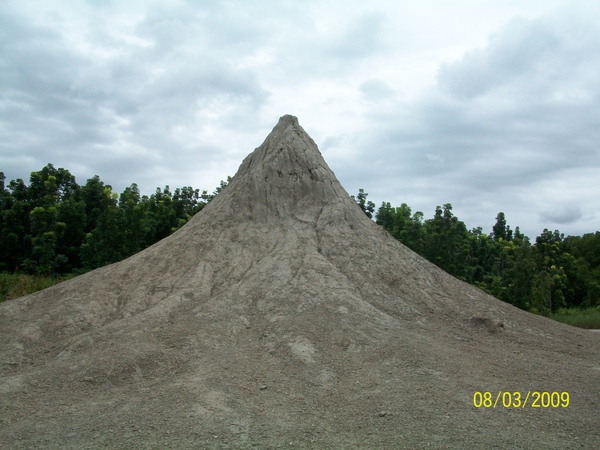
[550,306,600,329]
[0,273,61,302]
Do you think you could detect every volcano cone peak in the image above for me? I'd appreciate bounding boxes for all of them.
[212,114,352,224]
[1,115,598,448]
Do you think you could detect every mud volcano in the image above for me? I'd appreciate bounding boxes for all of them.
[1,115,599,448]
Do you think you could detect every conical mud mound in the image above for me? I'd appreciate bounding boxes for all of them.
[1,115,598,448]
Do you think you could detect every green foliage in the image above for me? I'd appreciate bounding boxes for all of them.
[376,202,423,252]
[375,201,600,323]
[422,204,470,279]
[0,272,61,302]
[562,232,600,307]
[81,175,107,233]
[492,212,513,242]
[550,306,600,329]
[2,170,599,329]
[80,185,127,270]
[0,165,228,275]
[351,189,376,219]
[26,205,68,274]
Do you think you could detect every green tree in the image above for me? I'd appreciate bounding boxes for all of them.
[0,173,30,271]
[492,212,513,241]
[144,186,177,242]
[351,189,375,219]
[19,165,85,274]
[27,164,80,207]
[119,184,148,254]
[1,165,229,275]
[493,237,536,309]
[24,206,67,273]
[466,227,495,285]
[81,175,107,233]
[55,196,86,272]
[80,186,127,270]
[530,270,553,315]
[211,177,231,198]
[422,204,470,279]
[172,186,206,231]
[533,229,569,312]
[376,202,423,252]
[562,232,600,307]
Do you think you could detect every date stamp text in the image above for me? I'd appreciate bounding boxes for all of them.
[473,391,569,408]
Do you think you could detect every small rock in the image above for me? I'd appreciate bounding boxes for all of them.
[379,411,387,417]
[260,385,267,390]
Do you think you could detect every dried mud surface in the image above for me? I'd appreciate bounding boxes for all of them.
[1,116,599,448]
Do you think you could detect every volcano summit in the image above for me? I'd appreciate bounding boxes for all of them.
[1,115,598,448]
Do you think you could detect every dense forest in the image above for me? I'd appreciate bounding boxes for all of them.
[1,165,599,318]
[354,189,600,316]
[0,164,229,275]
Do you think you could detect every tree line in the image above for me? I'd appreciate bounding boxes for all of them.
[1,166,598,316]
[353,189,600,315]
[0,164,228,275]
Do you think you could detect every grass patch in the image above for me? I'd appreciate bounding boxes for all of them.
[0,273,65,303]
[551,306,600,330]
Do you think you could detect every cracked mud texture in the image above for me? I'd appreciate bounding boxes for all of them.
[1,115,599,448]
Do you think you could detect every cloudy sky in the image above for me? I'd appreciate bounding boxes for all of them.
[1,0,599,238]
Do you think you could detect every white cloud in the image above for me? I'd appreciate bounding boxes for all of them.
[359,79,397,102]
[540,207,583,225]
[1,0,599,238]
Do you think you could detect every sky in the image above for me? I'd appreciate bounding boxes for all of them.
[1,0,599,239]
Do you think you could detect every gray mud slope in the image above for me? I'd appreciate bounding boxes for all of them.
[1,115,598,449]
